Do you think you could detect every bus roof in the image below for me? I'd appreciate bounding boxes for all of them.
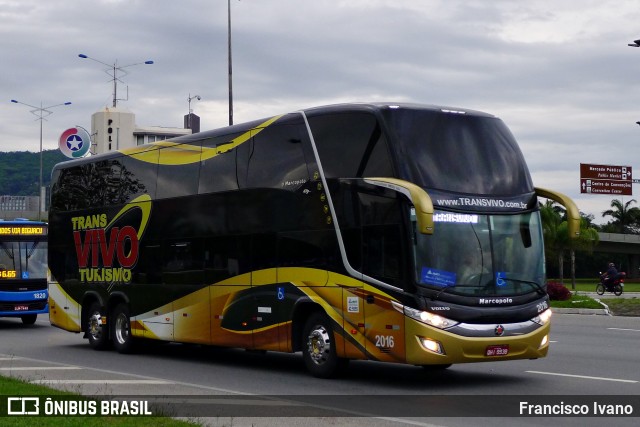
[50,102,497,172]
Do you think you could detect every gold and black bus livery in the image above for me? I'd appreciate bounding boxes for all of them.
[48,103,579,377]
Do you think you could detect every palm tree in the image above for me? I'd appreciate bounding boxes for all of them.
[602,199,640,234]
[567,217,599,289]
[540,200,566,282]
[541,201,599,288]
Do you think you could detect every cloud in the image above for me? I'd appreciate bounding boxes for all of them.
[2,0,640,222]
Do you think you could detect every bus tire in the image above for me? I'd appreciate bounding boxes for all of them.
[21,314,37,325]
[86,302,110,350]
[302,312,341,378]
[111,303,135,354]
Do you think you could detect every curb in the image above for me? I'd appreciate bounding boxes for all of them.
[551,307,610,316]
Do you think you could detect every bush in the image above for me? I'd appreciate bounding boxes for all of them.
[546,281,571,301]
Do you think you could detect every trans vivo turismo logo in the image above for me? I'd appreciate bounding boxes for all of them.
[72,214,139,284]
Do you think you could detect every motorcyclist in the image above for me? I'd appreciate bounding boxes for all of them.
[601,262,618,290]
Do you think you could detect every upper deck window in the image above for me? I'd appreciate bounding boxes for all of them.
[384,109,533,195]
[307,112,394,179]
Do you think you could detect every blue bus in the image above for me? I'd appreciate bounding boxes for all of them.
[0,219,48,324]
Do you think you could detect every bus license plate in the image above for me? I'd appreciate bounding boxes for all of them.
[14,305,29,311]
[485,345,509,357]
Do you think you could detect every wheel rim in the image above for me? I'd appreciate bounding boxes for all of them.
[307,324,331,366]
[88,312,103,340]
[114,312,129,345]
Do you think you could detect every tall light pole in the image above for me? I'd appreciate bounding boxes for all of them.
[10,99,72,220]
[187,93,201,130]
[78,54,154,108]
[228,0,234,125]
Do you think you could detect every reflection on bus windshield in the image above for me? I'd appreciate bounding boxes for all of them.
[413,210,544,296]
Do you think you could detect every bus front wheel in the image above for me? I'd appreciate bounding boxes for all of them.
[111,303,135,354]
[302,312,342,378]
[21,314,37,325]
[86,302,110,350]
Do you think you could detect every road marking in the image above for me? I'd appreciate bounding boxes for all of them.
[0,366,81,371]
[31,379,173,385]
[608,327,640,332]
[526,370,638,383]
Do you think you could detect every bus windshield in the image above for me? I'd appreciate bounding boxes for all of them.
[0,240,47,280]
[384,108,533,195]
[412,209,545,297]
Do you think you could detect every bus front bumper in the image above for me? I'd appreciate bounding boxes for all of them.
[404,316,551,366]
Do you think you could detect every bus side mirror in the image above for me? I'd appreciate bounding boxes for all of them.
[535,187,580,239]
[365,178,434,235]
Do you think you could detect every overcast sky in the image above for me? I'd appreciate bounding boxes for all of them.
[2,0,640,224]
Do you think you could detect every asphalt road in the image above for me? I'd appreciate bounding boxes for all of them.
[1,313,639,427]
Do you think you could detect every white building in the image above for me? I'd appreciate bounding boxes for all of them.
[91,107,194,154]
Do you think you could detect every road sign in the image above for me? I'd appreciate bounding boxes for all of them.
[580,163,633,195]
[580,179,632,195]
[579,163,632,181]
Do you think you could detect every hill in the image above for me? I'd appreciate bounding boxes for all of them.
[0,150,70,195]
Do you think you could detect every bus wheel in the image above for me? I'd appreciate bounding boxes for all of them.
[111,303,135,354]
[302,312,340,378]
[20,314,37,325]
[86,302,110,350]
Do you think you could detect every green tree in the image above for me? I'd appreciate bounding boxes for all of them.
[601,198,640,234]
[541,201,599,289]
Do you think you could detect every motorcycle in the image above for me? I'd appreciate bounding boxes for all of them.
[596,272,625,296]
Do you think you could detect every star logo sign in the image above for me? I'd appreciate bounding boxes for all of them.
[494,324,505,336]
[66,134,84,151]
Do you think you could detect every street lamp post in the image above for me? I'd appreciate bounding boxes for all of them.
[228,0,234,126]
[187,93,201,130]
[10,99,72,220]
[78,54,154,108]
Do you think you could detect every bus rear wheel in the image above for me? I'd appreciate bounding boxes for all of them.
[21,314,37,325]
[302,312,342,378]
[86,302,110,350]
[111,303,135,354]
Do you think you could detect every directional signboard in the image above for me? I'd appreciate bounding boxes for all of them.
[580,163,632,195]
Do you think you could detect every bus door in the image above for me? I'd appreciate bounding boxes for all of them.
[336,180,407,363]
[359,187,407,363]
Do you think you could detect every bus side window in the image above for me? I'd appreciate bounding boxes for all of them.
[246,123,309,189]
[161,239,204,285]
[203,235,251,284]
[307,112,394,179]
[157,142,201,199]
[199,132,245,194]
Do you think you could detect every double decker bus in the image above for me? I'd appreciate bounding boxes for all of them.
[0,219,48,324]
[48,103,579,377]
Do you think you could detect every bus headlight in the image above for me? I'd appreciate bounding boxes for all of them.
[420,337,445,354]
[404,306,458,329]
[532,309,552,326]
